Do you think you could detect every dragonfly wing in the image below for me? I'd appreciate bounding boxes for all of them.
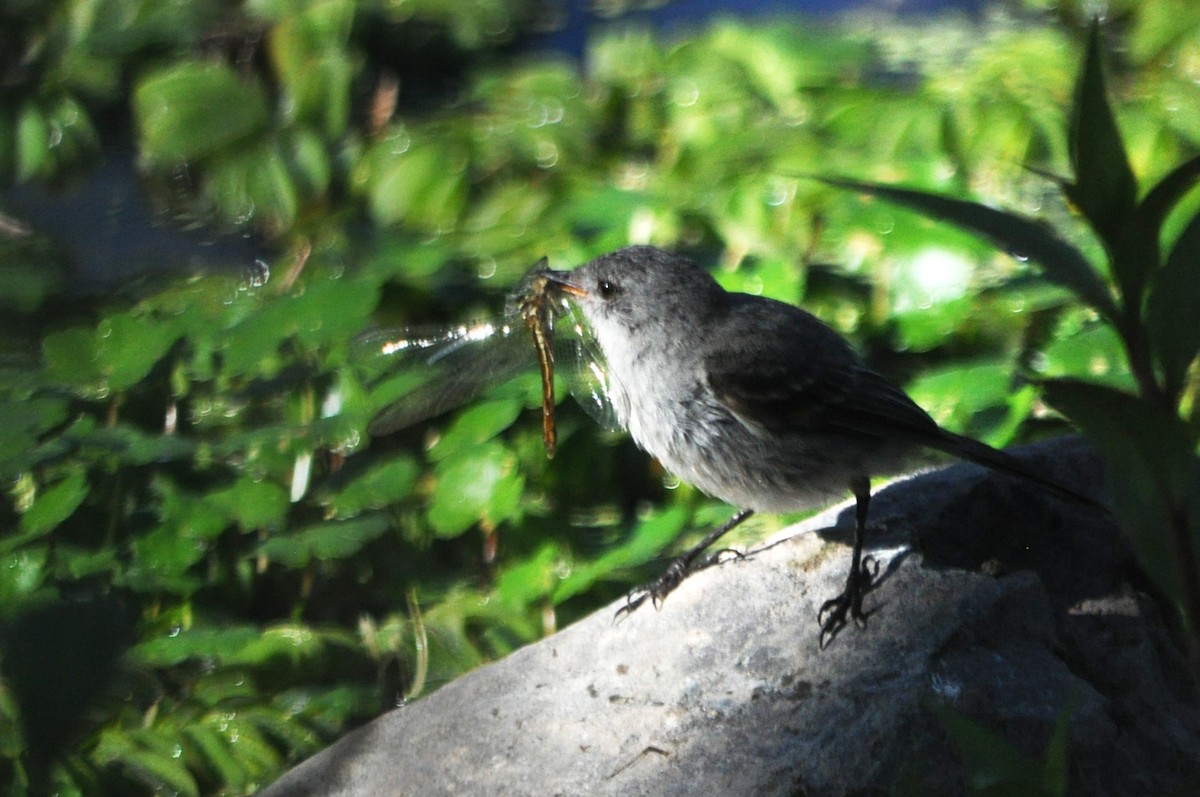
[553,306,620,433]
[360,322,532,435]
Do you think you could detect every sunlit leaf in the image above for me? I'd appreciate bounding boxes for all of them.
[553,506,690,603]
[15,102,49,181]
[184,723,246,790]
[18,468,88,536]
[366,142,467,229]
[268,1,353,135]
[495,543,562,606]
[0,550,47,603]
[1037,322,1132,390]
[818,176,1119,323]
[427,441,521,537]
[96,311,183,391]
[256,513,391,567]
[94,730,200,797]
[427,398,525,462]
[325,455,419,518]
[905,361,1019,435]
[133,626,267,668]
[208,478,291,531]
[135,61,270,162]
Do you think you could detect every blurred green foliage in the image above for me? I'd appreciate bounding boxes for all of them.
[1,0,1199,794]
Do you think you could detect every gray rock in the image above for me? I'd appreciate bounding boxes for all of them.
[259,437,1200,797]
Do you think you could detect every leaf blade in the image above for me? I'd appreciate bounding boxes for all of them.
[1147,208,1200,398]
[1066,21,1138,255]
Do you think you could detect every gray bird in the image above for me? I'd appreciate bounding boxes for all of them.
[543,245,1104,646]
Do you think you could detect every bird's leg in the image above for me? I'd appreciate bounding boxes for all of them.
[818,476,878,648]
[615,508,755,622]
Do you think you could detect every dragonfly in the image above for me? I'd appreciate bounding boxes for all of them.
[359,259,614,457]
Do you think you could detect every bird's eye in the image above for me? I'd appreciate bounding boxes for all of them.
[597,279,618,299]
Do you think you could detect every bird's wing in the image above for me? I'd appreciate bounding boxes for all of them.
[703,302,942,444]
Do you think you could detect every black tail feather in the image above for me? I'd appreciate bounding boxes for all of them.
[931,431,1109,514]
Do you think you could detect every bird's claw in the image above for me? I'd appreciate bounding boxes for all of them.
[612,555,701,623]
[818,554,879,648]
[614,560,685,623]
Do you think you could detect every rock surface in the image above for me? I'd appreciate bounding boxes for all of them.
[258,437,1200,797]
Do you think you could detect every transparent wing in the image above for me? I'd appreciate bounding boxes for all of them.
[359,275,618,438]
[555,302,619,432]
[358,319,532,435]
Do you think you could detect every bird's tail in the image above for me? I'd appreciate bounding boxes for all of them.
[930,430,1109,515]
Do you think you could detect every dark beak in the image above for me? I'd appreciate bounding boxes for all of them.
[540,269,588,298]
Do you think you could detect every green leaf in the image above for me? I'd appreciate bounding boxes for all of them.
[553,506,690,602]
[268,3,353,135]
[184,723,246,789]
[54,544,119,582]
[428,398,525,461]
[133,626,262,668]
[818,176,1119,323]
[135,61,270,162]
[283,127,332,198]
[208,714,282,776]
[94,730,200,797]
[1146,208,1200,399]
[43,326,103,386]
[0,234,69,313]
[96,311,183,391]
[222,277,379,376]
[905,361,1030,441]
[0,397,69,475]
[427,441,521,537]
[44,312,181,392]
[366,142,467,229]
[0,549,47,603]
[18,468,88,536]
[15,102,49,181]
[235,625,325,667]
[1041,378,1200,608]
[325,455,419,518]
[208,478,291,530]
[495,543,563,607]
[256,513,391,568]
[1065,22,1137,258]
[201,135,301,229]
[64,423,196,466]
[1111,155,1200,318]
[1038,322,1131,390]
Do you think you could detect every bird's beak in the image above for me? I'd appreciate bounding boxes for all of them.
[541,269,588,298]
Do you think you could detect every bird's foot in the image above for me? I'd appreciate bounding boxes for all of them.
[818,554,879,648]
[614,559,687,622]
[613,548,743,623]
